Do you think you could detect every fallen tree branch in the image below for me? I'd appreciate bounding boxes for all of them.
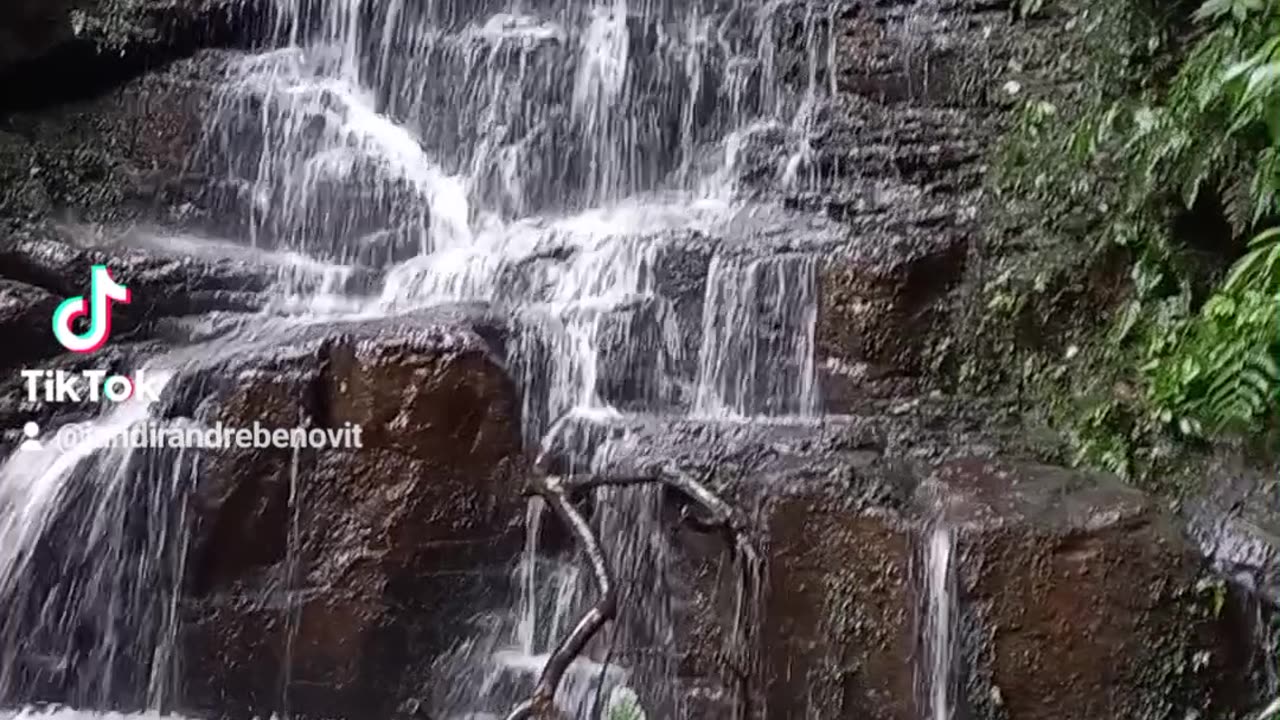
[506,467,760,720]
[506,475,616,720]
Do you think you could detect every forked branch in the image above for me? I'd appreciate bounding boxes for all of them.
[505,475,616,720]
[505,466,759,720]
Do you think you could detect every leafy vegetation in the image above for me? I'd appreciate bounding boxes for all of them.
[605,687,647,720]
[993,0,1279,483]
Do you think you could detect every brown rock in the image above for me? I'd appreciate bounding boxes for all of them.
[763,496,915,720]
[169,313,527,719]
[927,457,1257,720]
[616,433,1260,720]
[817,229,969,406]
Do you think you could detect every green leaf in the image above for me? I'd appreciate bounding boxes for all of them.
[1223,228,1280,292]
[1240,63,1280,108]
[1194,0,1233,21]
[1247,227,1280,247]
[1223,60,1256,84]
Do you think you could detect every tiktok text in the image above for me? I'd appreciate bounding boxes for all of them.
[21,369,167,404]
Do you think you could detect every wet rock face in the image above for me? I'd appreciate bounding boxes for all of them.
[928,458,1259,720]
[763,493,916,719]
[0,52,230,233]
[803,1,1011,405]
[0,279,63,372]
[754,456,1261,719]
[817,230,969,402]
[558,413,1259,720]
[161,313,527,719]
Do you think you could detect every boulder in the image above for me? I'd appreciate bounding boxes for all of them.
[926,457,1259,720]
[538,412,1259,719]
[158,310,527,719]
[535,412,943,719]
[0,232,277,331]
[754,455,1260,719]
[1183,460,1280,606]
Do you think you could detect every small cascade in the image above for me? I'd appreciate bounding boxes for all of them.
[591,485,679,718]
[0,373,191,709]
[429,491,628,718]
[917,517,958,720]
[693,252,819,418]
[278,446,305,719]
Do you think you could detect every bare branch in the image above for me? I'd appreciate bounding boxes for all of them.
[559,468,751,536]
[505,475,617,720]
[506,468,760,720]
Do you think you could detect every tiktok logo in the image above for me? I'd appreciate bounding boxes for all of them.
[51,265,131,354]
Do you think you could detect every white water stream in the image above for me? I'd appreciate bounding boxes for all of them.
[919,521,957,720]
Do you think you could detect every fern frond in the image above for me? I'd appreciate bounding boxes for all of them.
[1222,227,1280,292]
[1197,341,1280,432]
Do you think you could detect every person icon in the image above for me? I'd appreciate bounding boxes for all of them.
[20,422,43,452]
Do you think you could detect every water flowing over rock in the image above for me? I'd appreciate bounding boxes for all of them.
[0,0,1272,718]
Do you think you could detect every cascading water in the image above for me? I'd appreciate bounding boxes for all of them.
[0,371,190,708]
[693,252,819,418]
[917,515,958,720]
[0,0,841,717]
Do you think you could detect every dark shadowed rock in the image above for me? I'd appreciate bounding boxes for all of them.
[0,1,267,112]
[156,309,525,719]
[0,279,63,371]
[0,232,278,325]
[0,51,232,232]
[0,0,75,79]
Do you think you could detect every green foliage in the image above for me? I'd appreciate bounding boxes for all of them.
[1137,0,1280,441]
[605,687,646,720]
[994,0,1280,482]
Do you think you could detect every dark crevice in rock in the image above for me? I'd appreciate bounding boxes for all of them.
[0,1,273,115]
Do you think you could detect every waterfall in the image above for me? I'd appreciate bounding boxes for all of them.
[0,372,188,708]
[0,0,842,717]
[917,518,958,720]
[693,253,820,418]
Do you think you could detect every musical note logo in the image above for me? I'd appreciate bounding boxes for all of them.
[51,265,131,354]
